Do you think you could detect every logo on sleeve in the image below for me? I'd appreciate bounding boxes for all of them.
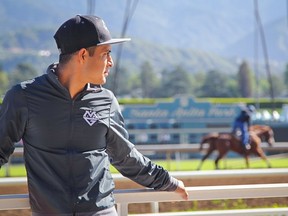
[83,110,99,126]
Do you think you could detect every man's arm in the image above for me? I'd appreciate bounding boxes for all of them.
[105,92,188,199]
[106,128,189,199]
[0,86,28,167]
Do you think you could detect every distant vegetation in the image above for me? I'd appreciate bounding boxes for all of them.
[1,60,288,101]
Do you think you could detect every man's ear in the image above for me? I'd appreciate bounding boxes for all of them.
[78,48,87,63]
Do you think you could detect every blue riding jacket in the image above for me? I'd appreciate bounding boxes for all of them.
[232,110,251,146]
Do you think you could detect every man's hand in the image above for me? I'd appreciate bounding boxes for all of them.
[175,180,189,200]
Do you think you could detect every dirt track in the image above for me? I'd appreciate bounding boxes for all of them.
[1,171,288,215]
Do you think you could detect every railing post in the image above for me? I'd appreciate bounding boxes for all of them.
[5,157,12,177]
[116,202,128,216]
[150,202,159,213]
[166,152,171,170]
[175,151,181,170]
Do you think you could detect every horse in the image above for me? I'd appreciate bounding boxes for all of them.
[197,127,273,170]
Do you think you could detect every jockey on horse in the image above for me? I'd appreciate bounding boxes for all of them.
[232,105,256,151]
[197,105,274,170]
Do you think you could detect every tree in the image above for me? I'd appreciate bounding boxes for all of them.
[140,61,159,98]
[199,70,234,97]
[284,64,288,95]
[0,70,9,96]
[187,71,205,97]
[271,74,285,97]
[105,66,140,97]
[237,61,253,97]
[9,63,38,87]
[226,76,241,97]
[158,66,192,97]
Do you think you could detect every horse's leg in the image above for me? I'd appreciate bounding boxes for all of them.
[197,147,214,170]
[254,148,272,168]
[214,155,221,170]
[213,138,230,169]
[215,152,226,169]
[215,147,229,170]
[244,153,249,168]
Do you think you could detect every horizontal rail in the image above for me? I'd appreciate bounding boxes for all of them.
[136,142,288,153]
[1,168,288,185]
[131,208,288,216]
[0,194,29,210]
[9,142,288,156]
[116,183,288,215]
[1,183,288,215]
[114,183,288,203]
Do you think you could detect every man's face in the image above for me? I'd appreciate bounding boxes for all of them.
[84,44,113,85]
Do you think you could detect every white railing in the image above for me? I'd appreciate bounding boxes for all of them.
[1,169,288,215]
[131,208,288,216]
[1,168,288,185]
[115,183,288,215]
[9,142,288,156]
[0,183,288,215]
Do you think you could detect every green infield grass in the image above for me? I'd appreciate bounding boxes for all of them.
[1,157,288,177]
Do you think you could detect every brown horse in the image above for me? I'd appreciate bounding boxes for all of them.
[197,128,272,170]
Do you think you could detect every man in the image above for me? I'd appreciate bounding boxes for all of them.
[232,105,255,150]
[0,15,188,216]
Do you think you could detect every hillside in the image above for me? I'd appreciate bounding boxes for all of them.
[0,0,287,74]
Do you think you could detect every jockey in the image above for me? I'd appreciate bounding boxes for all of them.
[232,105,256,150]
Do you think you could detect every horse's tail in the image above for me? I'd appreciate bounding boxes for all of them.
[199,140,205,151]
[199,136,211,151]
[199,133,219,151]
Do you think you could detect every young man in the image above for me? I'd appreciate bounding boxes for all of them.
[0,15,188,215]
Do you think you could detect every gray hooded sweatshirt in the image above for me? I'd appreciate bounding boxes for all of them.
[0,63,178,215]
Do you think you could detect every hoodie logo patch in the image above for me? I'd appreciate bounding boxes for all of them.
[83,110,99,126]
[20,79,35,89]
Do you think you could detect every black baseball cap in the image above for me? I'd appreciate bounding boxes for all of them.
[54,15,131,54]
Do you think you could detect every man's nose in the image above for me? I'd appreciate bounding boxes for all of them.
[108,56,114,68]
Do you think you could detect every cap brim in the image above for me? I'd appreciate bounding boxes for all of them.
[98,38,131,46]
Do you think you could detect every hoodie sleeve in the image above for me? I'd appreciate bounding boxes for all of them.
[105,92,178,191]
[0,85,28,167]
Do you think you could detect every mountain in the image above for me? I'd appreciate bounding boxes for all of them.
[0,0,287,74]
[222,17,288,61]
